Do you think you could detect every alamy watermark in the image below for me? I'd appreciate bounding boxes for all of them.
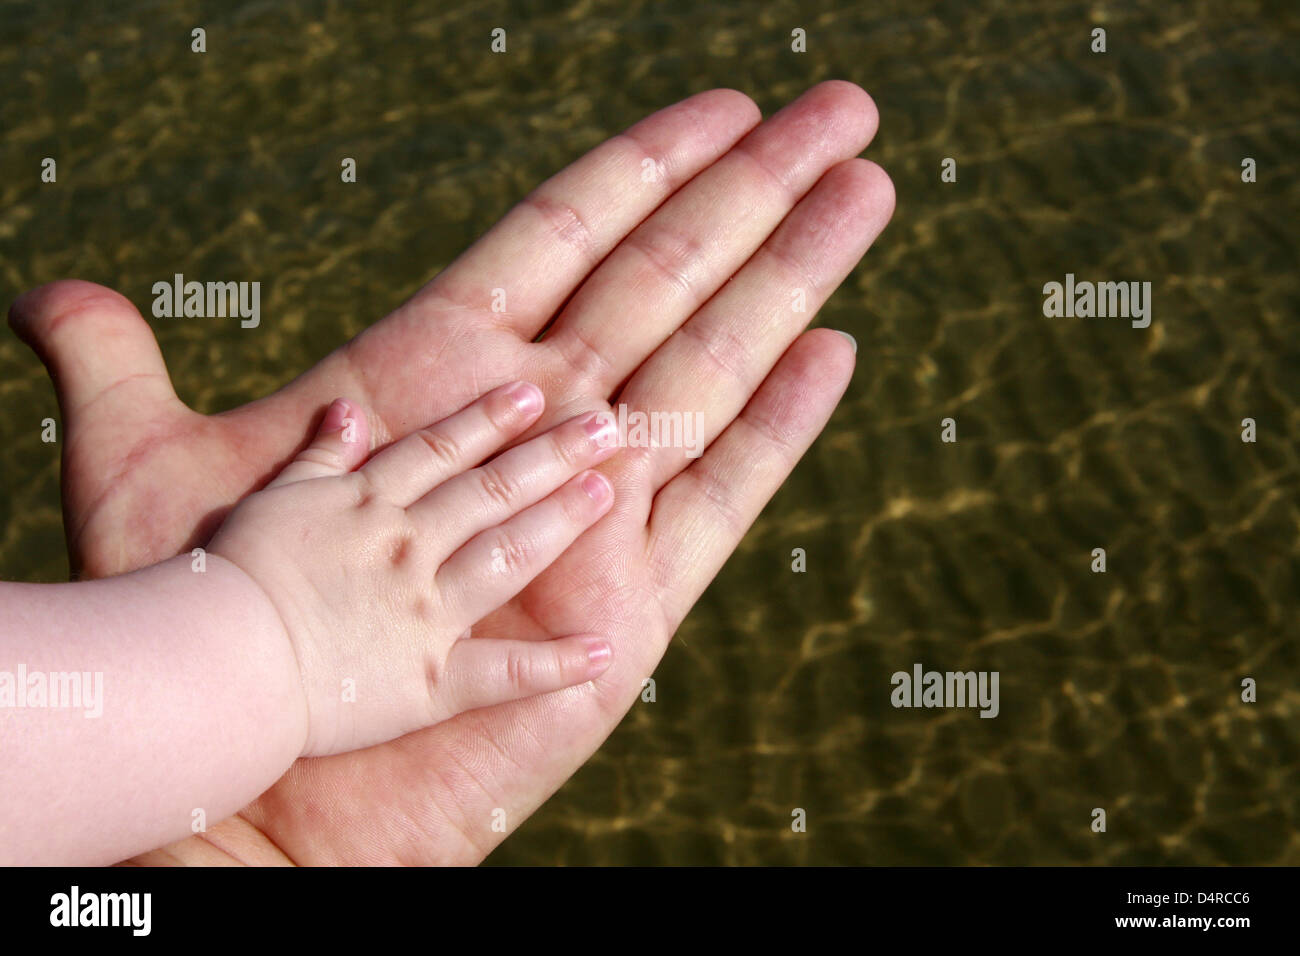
[1042,273,1151,328]
[152,273,260,328]
[891,663,999,718]
[0,665,103,718]
[591,404,705,458]
[50,886,150,936]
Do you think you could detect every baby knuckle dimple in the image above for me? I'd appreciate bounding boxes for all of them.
[409,593,434,621]
[423,652,446,714]
[388,530,419,568]
[349,471,384,512]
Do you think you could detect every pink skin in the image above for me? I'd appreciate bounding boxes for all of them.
[8,81,894,864]
[212,383,625,757]
[2,385,625,865]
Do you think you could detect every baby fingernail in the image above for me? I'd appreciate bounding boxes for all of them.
[505,381,543,415]
[585,639,612,672]
[582,411,617,447]
[581,471,612,503]
[321,399,350,433]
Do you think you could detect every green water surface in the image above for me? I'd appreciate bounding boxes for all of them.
[1,0,1298,864]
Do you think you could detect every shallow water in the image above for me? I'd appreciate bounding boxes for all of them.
[1,0,1297,864]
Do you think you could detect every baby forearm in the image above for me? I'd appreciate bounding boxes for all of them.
[0,554,306,865]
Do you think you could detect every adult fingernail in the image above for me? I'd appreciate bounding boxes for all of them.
[834,330,858,354]
[505,381,543,415]
[321,399,350,433]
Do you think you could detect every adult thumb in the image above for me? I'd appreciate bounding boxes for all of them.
[8,279,181,426]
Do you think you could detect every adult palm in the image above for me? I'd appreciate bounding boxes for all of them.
[9,81,893,864]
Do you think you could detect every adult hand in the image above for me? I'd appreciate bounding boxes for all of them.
[9,81,893,864]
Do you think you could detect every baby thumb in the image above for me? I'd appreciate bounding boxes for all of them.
[266,398,372,488]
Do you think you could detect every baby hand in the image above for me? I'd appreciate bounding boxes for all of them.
[208,382,619,756]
